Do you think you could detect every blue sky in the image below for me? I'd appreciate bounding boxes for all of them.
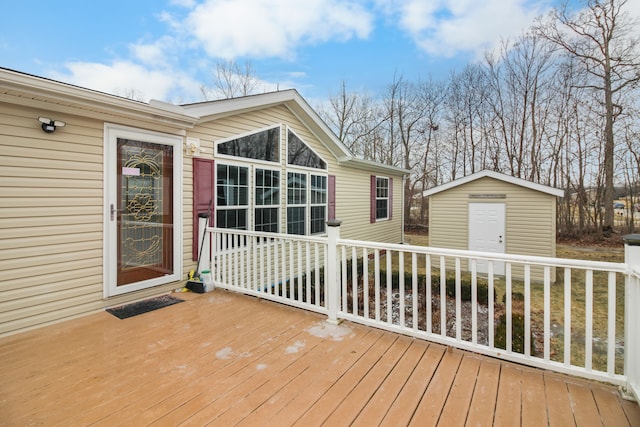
[2,0,639,105]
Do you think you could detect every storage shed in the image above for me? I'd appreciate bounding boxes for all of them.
[423,170,564,279]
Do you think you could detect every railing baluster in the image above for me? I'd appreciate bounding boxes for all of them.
[585,269,593,371]
[280,238,286,296]
[399,251,405,327]
[544,266,551,362]
[387,251,392,324]
[305,242,311,304]
[352,246,358,315]
[268,237,274,295]
[426,254,432,334]
[564,267,572,366]
[374,249,380,321]
[471,258,477,344]
[455,257,461,341]
[314,242,320,306]
[341,245,348,312]
[259,238,265,292]
[524,264,531,357]
[231,234,242,287]
[363,248,369,319]
[289,241,295,299]
[607,271,616,375]
[440,255,446,338]
[506,262,512,353]
[297,241,303,302]
[412,252,418,331]
[488,261,494,348]
[223,232,230,285]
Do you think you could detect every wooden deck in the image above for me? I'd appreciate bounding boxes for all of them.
[1,290,638,426]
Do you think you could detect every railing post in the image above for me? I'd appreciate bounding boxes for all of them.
[623,234,640,401]
[326,220,342,324]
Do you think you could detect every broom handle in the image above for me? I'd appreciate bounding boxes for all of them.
[195,199,212,276]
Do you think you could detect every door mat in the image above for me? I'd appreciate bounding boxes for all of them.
[106,295,184,319]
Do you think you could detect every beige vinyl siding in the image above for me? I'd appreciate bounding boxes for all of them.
[0,103,105,335]
[0,102,183,337]
[333,165,403,243]
[429,176,557,282]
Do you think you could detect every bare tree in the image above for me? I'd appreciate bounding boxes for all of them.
[319,81,383,157]
[201,59,262,100]
[536,0,640,232]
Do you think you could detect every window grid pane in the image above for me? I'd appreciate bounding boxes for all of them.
[287,207,306,235]
[311,206,326,234]
[287,172,306,204]
[255,207,279,233]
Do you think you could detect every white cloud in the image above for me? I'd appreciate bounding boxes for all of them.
[184,0,374,59]
[130,36,177,67]
[384,0,549,58]
[50,61,202,102]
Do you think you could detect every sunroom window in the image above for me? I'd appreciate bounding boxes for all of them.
[310,175,327,234]
[287,172,306,235]
[218,126,279,162]
[216,164,248,229]
[287,129,326,169]
[255,168,279,233]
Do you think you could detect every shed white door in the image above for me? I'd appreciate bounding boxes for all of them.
[468,203,505,275]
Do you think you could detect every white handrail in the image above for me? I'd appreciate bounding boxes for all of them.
[204,226,636,393]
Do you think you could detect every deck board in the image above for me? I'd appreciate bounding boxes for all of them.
[0,290,637,426]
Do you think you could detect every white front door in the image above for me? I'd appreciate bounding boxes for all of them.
[468,202,505,275]
[104,124,183,297]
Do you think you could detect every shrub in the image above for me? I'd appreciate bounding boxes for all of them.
[494,312,535,355]
[502,291,525,304]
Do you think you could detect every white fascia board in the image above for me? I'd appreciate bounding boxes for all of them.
[338,156,409,176]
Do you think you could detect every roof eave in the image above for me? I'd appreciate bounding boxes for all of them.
[0,68,198,129]
[338,156,409,176]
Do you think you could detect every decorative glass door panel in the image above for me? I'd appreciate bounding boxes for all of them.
[117,138,174,286]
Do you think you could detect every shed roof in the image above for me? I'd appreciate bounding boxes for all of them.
[422,170,564,197]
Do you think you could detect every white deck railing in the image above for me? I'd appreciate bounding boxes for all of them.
[204,225,640,399]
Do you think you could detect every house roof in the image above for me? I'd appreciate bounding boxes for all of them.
[177,91,408,176]
[422,170,565,197]
[0,67,407,177]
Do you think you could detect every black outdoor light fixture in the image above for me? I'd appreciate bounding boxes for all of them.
[38,116,66,133]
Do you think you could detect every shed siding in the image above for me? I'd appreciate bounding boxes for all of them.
[429,176,557,281]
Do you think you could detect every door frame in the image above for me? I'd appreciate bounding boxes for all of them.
[468,202,506,275]
[103,123,183,298]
